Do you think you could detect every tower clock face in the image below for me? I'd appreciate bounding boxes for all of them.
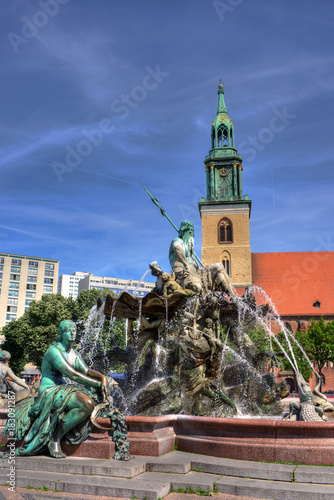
[219,167,229,177]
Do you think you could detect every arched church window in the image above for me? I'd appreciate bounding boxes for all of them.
[221,250,231,276]
[218,126,228,147]
[218,218,233,243]
[222,258,230,276]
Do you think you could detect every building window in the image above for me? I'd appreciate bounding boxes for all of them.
[27,276,37,283]
[44,278,53,285]
[217,126,228,147]
[26,284,36,290]
[28,268,38,276]
[10,274,20,281]
[45,263,54,270]
[8,290,19,297]
[0,273,2,279]
[7,298,18,305]
[25,299,33,306]
[218,218,233,243]
[7,305,17,313]
[11,266,21,273]
[221,250,231,277]
[26,291,36,298]
[28,261,38,267]
[43,285,53,294]
[0,265,3,271]
[9,282,20,289]
[6,313,17,322]
[11,259,21,266]
[0,258,4,264]
[222,257,230,276]
[45,270,54,277]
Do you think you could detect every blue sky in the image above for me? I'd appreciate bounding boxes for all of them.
[1,0,334,282]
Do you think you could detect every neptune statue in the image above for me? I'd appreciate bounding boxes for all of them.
[168,220,236,296]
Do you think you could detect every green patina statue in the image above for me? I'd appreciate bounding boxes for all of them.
[0,350,30,397]
[5,320,117,459]
[169,220,199,276]
[168,220,236,297]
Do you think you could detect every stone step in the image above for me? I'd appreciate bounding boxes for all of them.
[3,451,334,485]
[191,455,295,482]
[138,470,220,493]
[215,475,334,500]
[0,455,147,478]
[0,468,170,500]
[295,464,334,484]
[145,451,194,473]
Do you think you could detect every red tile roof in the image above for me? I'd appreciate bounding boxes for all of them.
[249,252,334,317]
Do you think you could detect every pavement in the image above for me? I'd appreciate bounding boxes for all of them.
[0,451,333,500]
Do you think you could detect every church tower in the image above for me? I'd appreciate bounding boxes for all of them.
[198,80,252,286]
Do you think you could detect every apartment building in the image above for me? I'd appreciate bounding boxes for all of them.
[58,271,90,299]
[78,274,154,297]
[0,252,59,328]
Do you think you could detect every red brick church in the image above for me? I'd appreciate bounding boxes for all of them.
[198,81,334,392]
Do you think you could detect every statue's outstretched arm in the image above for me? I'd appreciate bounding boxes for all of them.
[74,351,107,400]
[4,366,29,390]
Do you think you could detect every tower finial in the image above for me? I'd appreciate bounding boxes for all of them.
[217,79,226,114]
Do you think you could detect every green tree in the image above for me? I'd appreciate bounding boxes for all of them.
[1,294,72,373]
[298,318,334,386]
[1,289,126,374]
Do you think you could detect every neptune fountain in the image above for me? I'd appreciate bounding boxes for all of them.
[77,186,332,422]
[82,214,321,420]
[3,201,331,462]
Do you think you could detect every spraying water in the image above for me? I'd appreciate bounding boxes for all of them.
[133,268,150,293]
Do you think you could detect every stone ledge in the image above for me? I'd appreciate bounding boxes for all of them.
[2,413,334,464]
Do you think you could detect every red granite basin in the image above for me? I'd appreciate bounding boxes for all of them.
[2,410,333,465]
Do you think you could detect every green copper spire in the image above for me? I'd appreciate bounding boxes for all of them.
[199,82,251,221]
[211,79,235,152]
[217,78,227,114]
[200,81,250,203]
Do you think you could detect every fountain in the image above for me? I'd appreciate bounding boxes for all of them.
[79,208,321,421]
[2,203,333,465]
[95,286,288,418]
[70,206,334,464]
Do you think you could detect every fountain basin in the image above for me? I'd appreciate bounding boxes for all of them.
[69,415,334,465]
[167,415,334,465]
[1,408,333,464]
